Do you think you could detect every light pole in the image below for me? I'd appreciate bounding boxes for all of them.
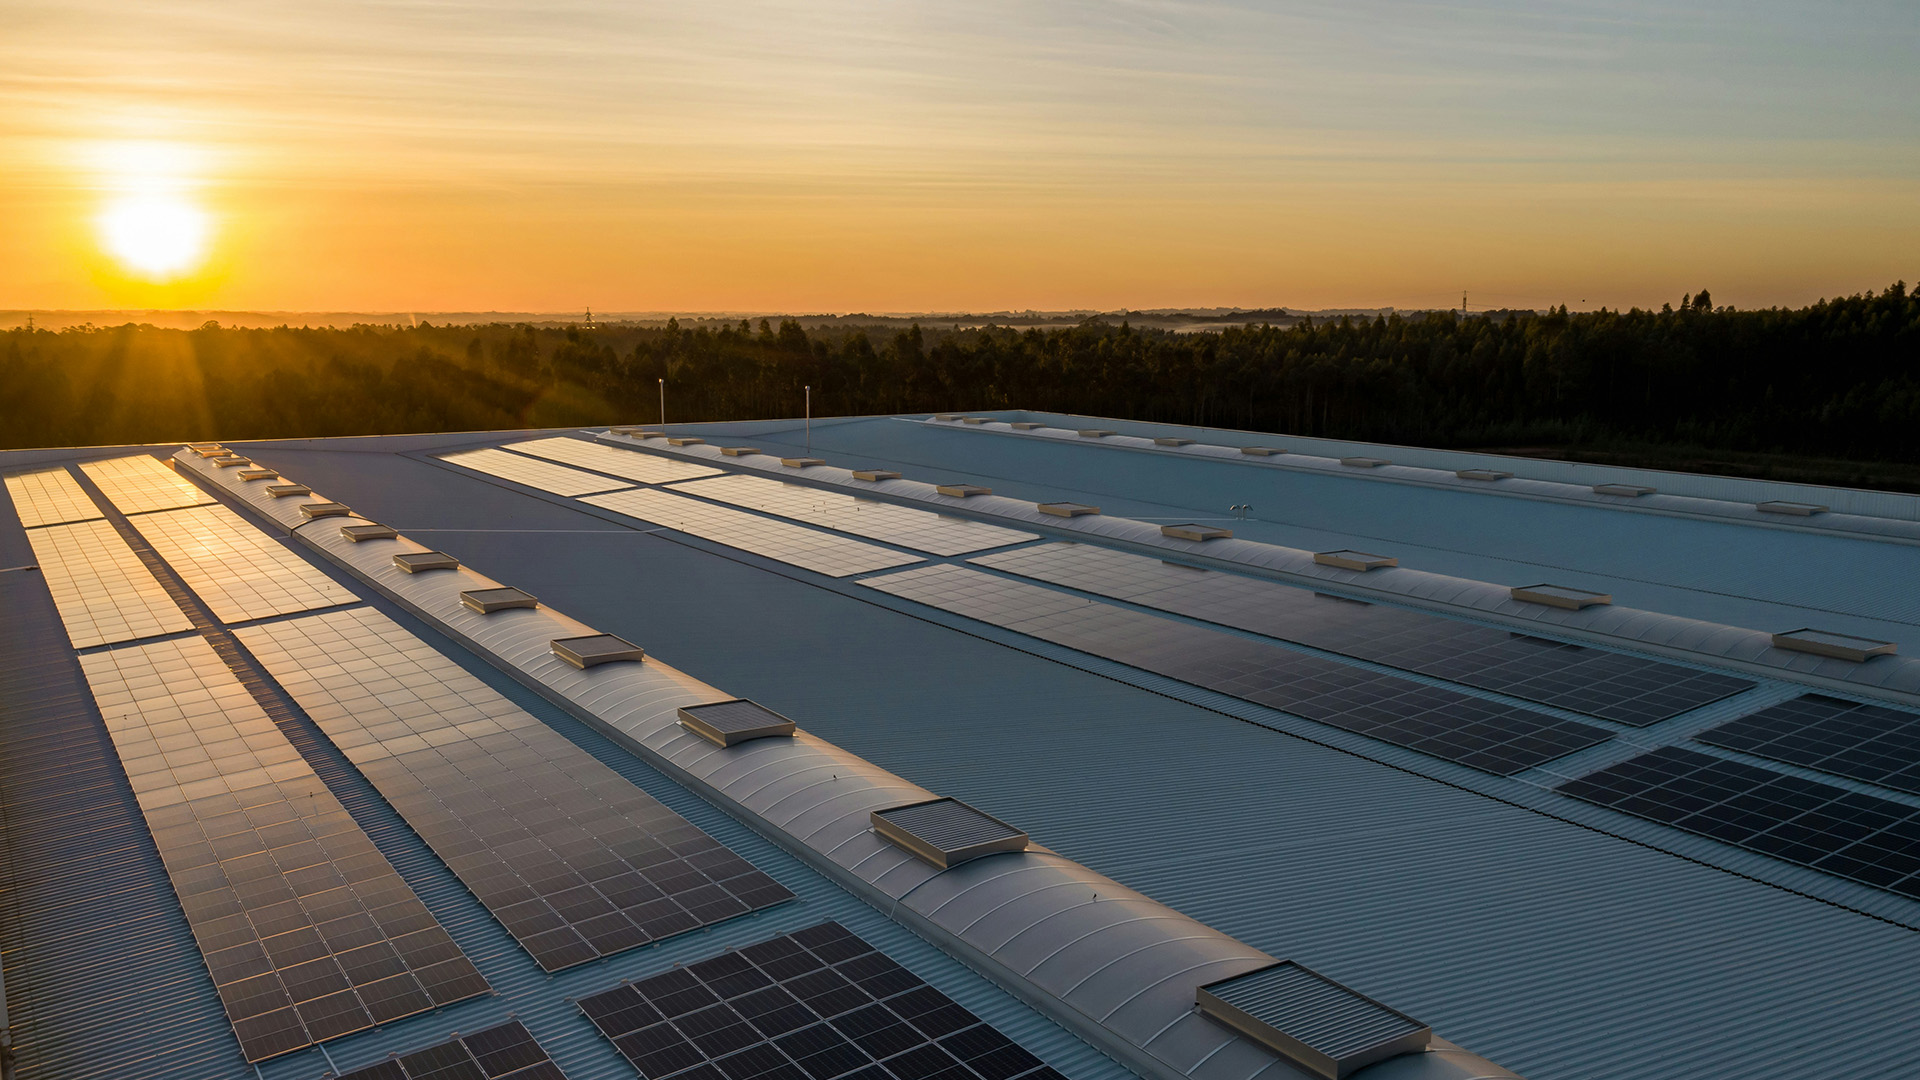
[805,385,811,454]
[658,378,665,426]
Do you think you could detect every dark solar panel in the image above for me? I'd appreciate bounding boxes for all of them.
[577,922,1064,1080]
[974,545,1751,726]
[335,1020,568,1080]
[866,566,1610,775]
[1558,745,1920,898]
[1698,694,1920,795]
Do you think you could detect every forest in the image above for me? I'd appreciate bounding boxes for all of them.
[3,282,1918,488]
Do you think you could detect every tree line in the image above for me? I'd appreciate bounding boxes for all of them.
[3,283,1917,472]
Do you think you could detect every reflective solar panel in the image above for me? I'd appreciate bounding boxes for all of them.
[334,1020,567,1080]
[1698,694,1920,795]
[236,607,792,971]
[582,488,922,578]
[79,636,487,1062]
[80,454,216,514]
[974,544,1749,726]
[126,503,360,623]
[672,474,1036,556]
[1558,745,1920,899]
[505,437,722,484]
[23,518,194,647]
[438,447,636,496]
[865,565,1609,775]
[5,466,102,527]
[577,921,1064,1080]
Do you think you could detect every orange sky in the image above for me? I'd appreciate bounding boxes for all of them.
[4,1,1917,314]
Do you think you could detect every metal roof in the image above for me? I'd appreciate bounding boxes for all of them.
[11,413,1920,1080]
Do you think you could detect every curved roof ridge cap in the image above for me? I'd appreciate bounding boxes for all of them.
[1051,927,1255,998]
[1088,947,1279,1024]
[913,856,1166,920]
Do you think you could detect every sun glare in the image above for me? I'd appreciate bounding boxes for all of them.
[98,193,209,278]
[85,139,215,281]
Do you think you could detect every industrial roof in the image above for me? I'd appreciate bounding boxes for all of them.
[6,410,1920,1080]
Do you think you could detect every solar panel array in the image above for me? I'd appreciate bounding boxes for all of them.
[79,454,215,513]
[124,503,359,622]
[235,607,793,971]
[974,544,1750,725]
[334,1020,566,1080]
[438,447,636,496]
[506,436,722,484]
[4,466,102,527]
[576,921,1064,1080]
[23,518,194,647]
[671,474,1037,556]
[79,636,488,1061]
[583,488,923,578]
[1559,745,1920,899]
[865,565,1610,775]
[1698,694,1920,795]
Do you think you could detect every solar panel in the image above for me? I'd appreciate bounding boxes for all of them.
[864,565,1610,775]
[334,1020,566,1080]
[1197,962,1429,1080]
[126,503,360,622]
[79,454,215,514]
[79,636,488,1061]
[577,921,1064,1080]
[871,798,1028,868]
[1698,694,1920,795]
[671,474,1036,557]
[1558,745,1920,899]
[23,518,194,647]
[235,608,792,972]
[5,467,103,527]
[582,488,923,578]
[973,544,1749,726]
[438,447,636,496]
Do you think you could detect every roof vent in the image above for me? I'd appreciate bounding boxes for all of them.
[1758,500,1829,516]
[1009,422,1046,430]
[238,468,279,481]
[962,417,993,425]
[341,524,397,542]
[551,633,645,668]
[609,425,646,435]
[871,797,1028,869]
[266,482,311,498]
[1511,583,1611,610]
[1314,550,1397,571]
[461,586,538,614]
[852,469,902,482]
[719,446,760,457]
[1340,457,1389,468]
[1162,523,1232,541]
[1456,469,1513,481]
[1197,962,1430,1080]
[932,413,963,421]
[780,457,825,468]
[298,501,351,519]
[633,430,667,439]
[936,483,991,497]
[392,551,459,573]
[1241,446,1284,456]
[212,455,251,468]
[666,437,705,447]
[1771,628,1897,662]
[1154,437,1194,447]
[1592,483,1655,497]
[1038,502,1100,517]
[1076,429,1115,438]
[190,445,230,458]
[677,699,797,747]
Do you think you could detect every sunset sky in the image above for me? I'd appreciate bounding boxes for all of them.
[4,0,1916,314]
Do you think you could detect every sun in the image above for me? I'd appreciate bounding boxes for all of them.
[98,192,210,279]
